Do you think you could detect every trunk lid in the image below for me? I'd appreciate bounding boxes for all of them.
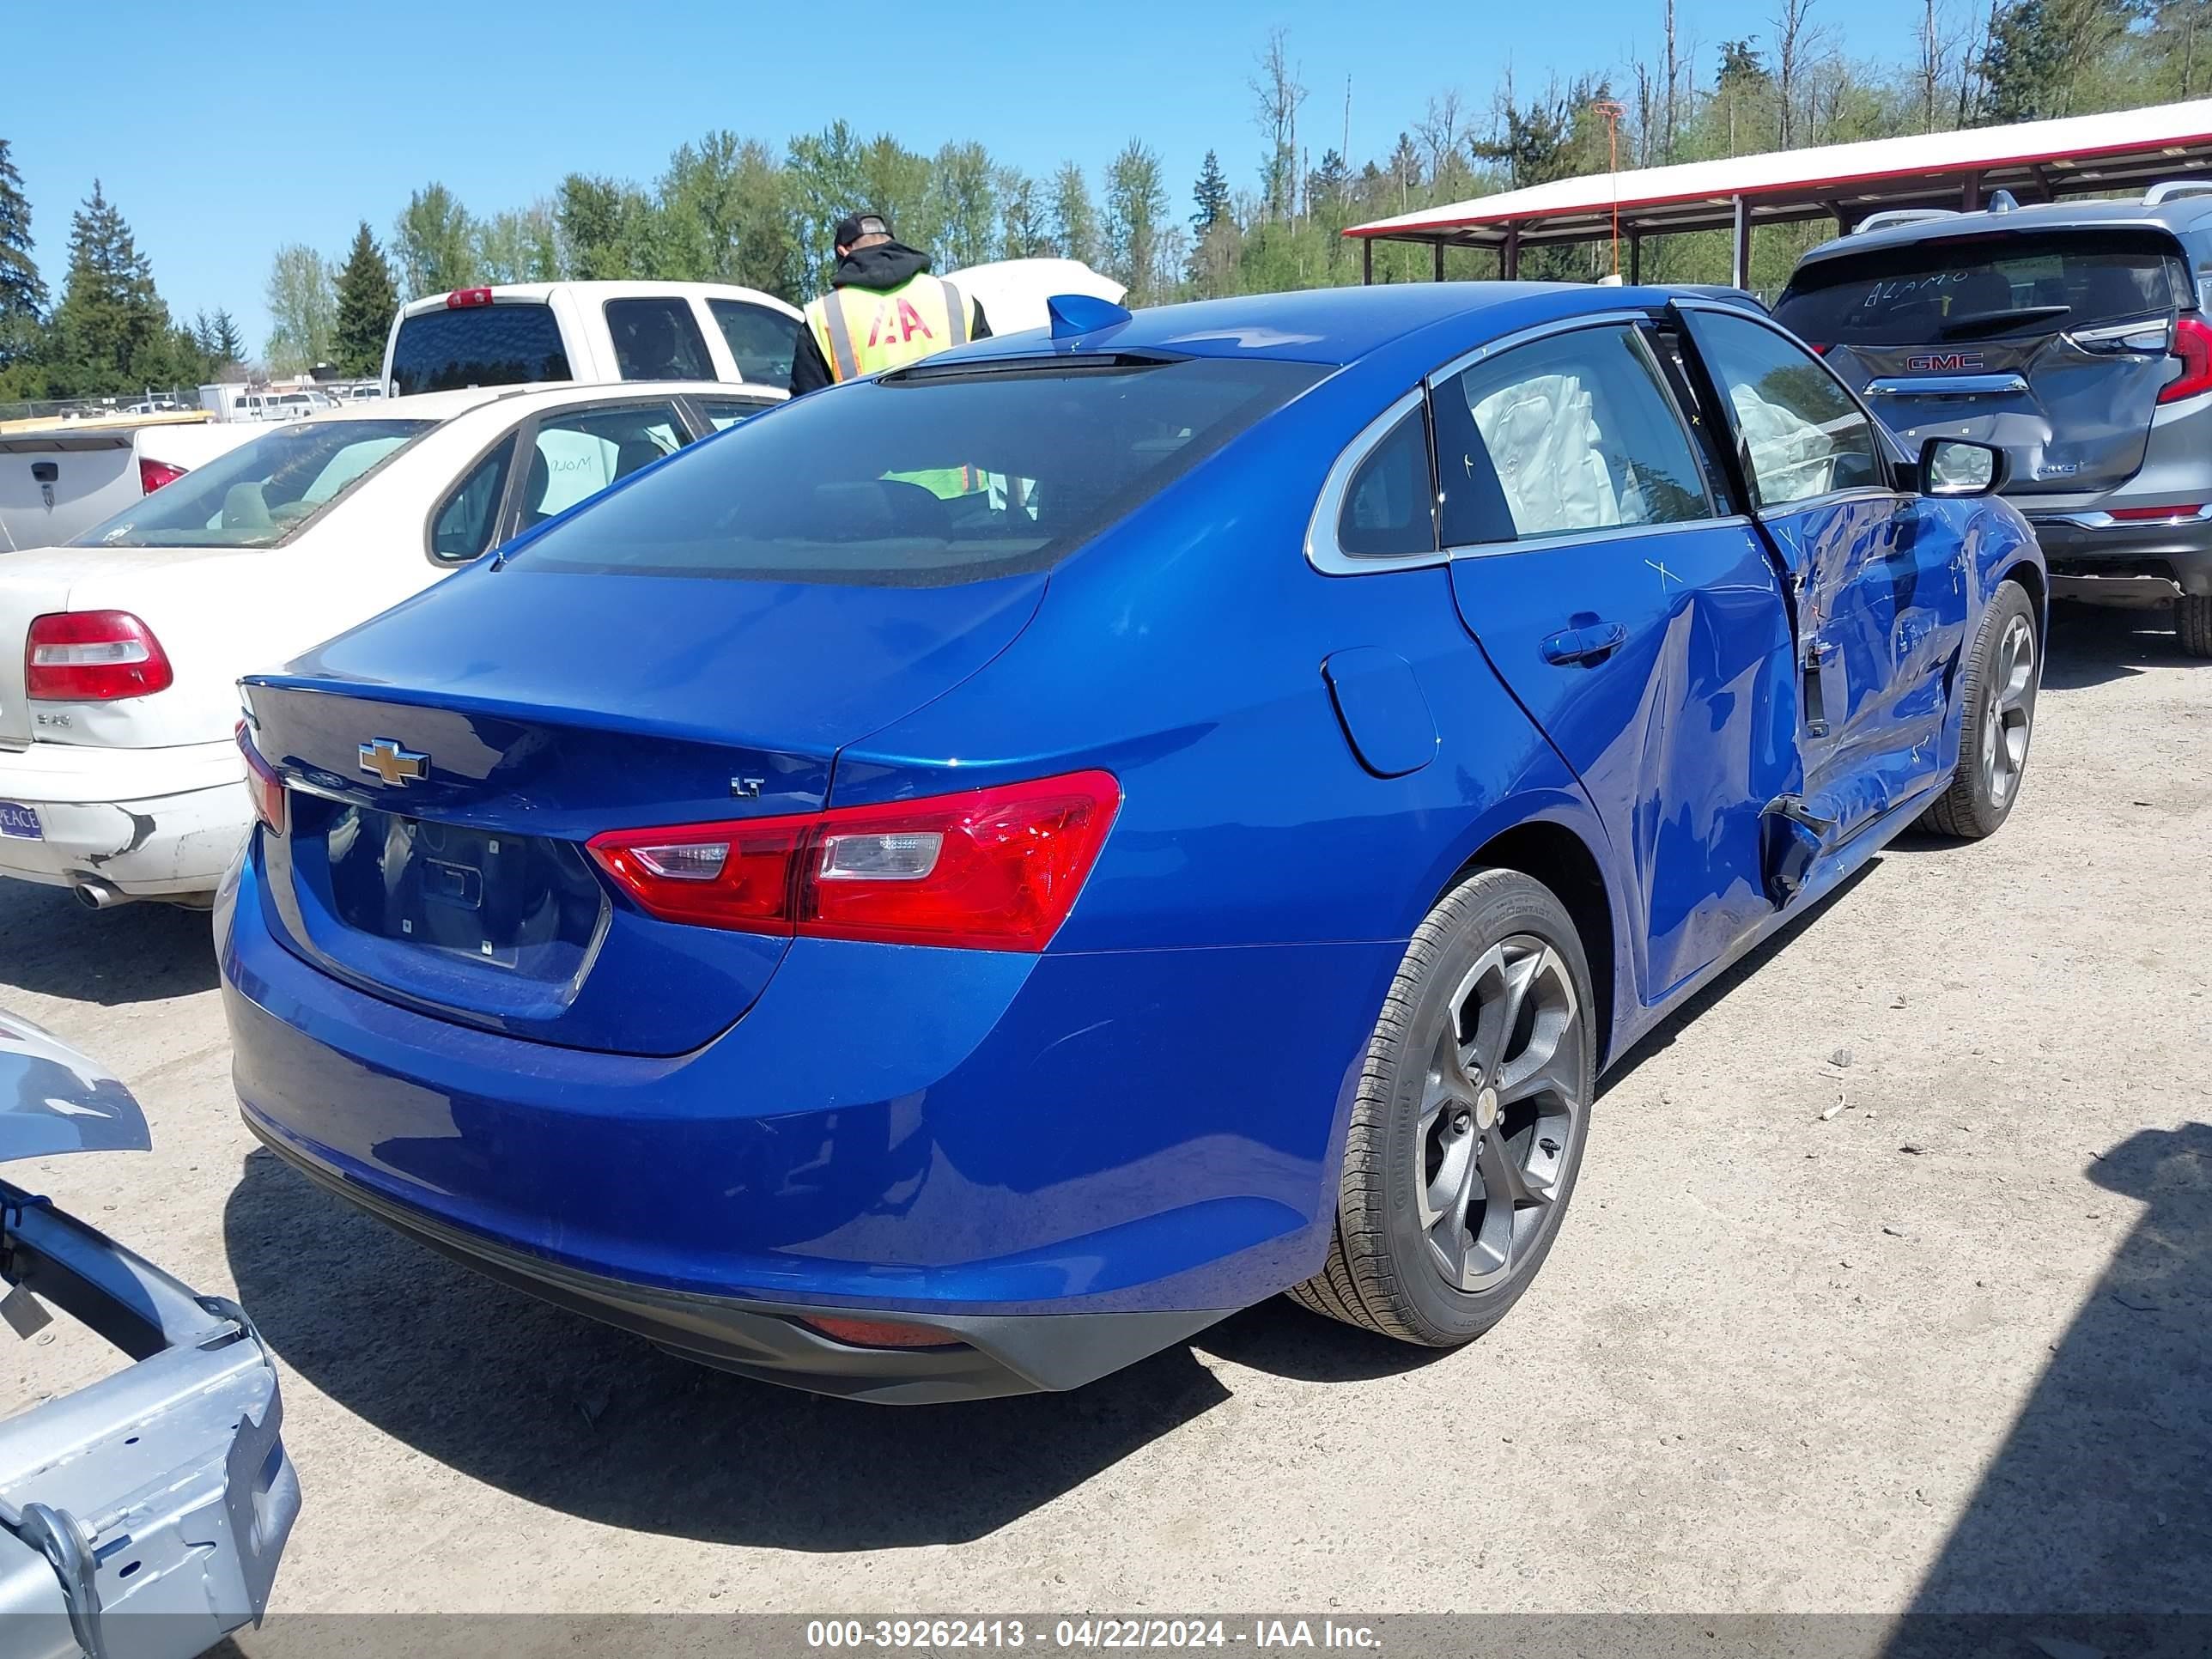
[243,564,1046,1055]
[1776,226,2188,496]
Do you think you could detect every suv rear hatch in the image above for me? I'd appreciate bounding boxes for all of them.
[1774,227,2190,495]
[243,565,1046,1056]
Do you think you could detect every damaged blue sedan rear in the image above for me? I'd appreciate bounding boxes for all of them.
[219,283,2044,1401]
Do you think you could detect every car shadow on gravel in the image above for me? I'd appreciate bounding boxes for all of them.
[1882,1121,2212,1650]
[2039,599,2204,691]
[0,880,216,1005]
[223,1147,1231,1549]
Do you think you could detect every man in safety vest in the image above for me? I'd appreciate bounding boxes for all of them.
[788,211,991,395]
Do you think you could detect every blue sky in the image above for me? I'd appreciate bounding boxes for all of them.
[10,0,1929,354]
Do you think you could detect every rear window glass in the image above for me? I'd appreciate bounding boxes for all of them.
[507,356,1325,586]
[389,303,571,395]
[1775,232,2185,347]
[75,418,433,549]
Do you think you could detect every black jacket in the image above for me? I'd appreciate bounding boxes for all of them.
[787,240,991,395]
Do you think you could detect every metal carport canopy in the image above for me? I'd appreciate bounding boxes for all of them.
[1345,97,2212,286]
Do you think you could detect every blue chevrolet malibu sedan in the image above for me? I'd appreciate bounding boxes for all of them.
[219,283,2044,1402]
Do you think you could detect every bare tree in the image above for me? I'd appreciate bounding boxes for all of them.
[1249,28,1308,223]
[1773,0,1830,147]
[1664,0,1680,162]
[1416,89,1466,185]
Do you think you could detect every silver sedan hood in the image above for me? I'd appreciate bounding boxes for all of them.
[0,1010,149,1163]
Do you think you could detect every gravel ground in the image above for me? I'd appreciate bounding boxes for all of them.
[1,601,2205,1622]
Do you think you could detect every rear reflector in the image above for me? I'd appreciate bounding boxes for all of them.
[2159,314,2212,405]
[137,456,188,494]
[587,770,1121,951]
[2109,502,2206,521]
[237,722,286,835]
[26,611,174,702]
[446,287,495,309]
[796,1316,963,1351]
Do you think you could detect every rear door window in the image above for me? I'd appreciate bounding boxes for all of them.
[389,302,572,395]
[707,299,801,385]
[605,298,714,381]
[1433,324,1714,545]
[519,403,688,528]
[696,395,780,431]
[1775,231,2185,347]
[507,356,1325,586]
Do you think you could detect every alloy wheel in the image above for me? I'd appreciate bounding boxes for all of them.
[1414,935,1585,1293]
[1981,611,2035,806]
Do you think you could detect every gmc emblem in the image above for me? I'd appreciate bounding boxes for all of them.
[1905,352,1984,372]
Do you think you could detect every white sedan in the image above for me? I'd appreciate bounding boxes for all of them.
[0,380,780,908]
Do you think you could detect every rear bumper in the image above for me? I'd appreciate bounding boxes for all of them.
[2023,510,2212,597]
[220,836,1392,1391]
[0,1179,298,1657]
[0,739,246,897]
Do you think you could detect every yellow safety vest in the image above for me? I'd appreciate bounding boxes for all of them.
[805,273,981,499]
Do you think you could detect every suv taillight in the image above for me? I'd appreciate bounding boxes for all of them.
[586,771,1121,951]
[25,611,174,702]
[236,722,286,835]
[137,456,188,494]
[2160,314,2212,404]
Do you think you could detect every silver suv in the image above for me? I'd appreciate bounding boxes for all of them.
[1773,185,2212,656]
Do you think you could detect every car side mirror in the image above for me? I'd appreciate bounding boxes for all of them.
[1917,436,2008,498]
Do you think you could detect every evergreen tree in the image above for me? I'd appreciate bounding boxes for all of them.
[47,180,175,395]
[331,222,398,376]
[1191,149,1231,232]
[208,307,245,367]
[0,138,46,371]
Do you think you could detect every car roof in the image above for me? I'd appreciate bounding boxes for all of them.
[1795,194,2212,272]
[395,280,801,319]
[306,380,787,427]
[933,282,1765,368]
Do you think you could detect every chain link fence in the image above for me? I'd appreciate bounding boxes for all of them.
[0,386,210,428]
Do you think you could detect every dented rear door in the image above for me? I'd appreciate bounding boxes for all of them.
[1432,319,1803,1006]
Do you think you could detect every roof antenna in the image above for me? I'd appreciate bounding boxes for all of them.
[1987,187,2020,213]
[1048,293,1133,339]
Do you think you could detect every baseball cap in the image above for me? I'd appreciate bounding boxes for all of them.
[834,212,892,248]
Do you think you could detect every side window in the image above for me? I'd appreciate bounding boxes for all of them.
[707,300,801,385]
[520,404,687,527]
[1686,310,1884,507]
[1436,325,1714,545]
[431,441,516,562]
[1336,405,1436,557]
[697,396,777,432]
[605,298,714,382]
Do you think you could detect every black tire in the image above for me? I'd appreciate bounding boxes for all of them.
[2179,594,2212,659]
[1291,869,1596,1346]
[1918,580,2039,841]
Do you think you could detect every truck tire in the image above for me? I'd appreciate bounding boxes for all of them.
[1291,869,1595,1347]
[1919,580,2039,841]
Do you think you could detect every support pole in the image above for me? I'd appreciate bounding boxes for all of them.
[1731,195,1750,290]
[1362,238,1373,286]
[1433,240,1445,282]
[1628,230,1642,286]
[1961,170,1984,211]
[1504,225,1521,281]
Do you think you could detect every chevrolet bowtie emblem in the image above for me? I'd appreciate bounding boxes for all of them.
[358,738,429,787]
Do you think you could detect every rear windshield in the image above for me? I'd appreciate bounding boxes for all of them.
[389,302,572,394]
[1774,231,2185,347]
[507,356,1327,586]
[74,418,433,549]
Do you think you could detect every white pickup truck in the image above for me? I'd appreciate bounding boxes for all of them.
[0,417,263,554]
[383,279,805,395]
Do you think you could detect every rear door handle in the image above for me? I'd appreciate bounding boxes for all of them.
[1541,621,1627,665]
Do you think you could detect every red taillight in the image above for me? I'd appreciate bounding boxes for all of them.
[586,770,1121,951]
[236,722,286,835]
[2108,502,2206,520]
[445,287,494,309]
[25,611,174,702]
[137,456,188,494]
[796,1316,961,1350]
[2159,314,2212,404]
